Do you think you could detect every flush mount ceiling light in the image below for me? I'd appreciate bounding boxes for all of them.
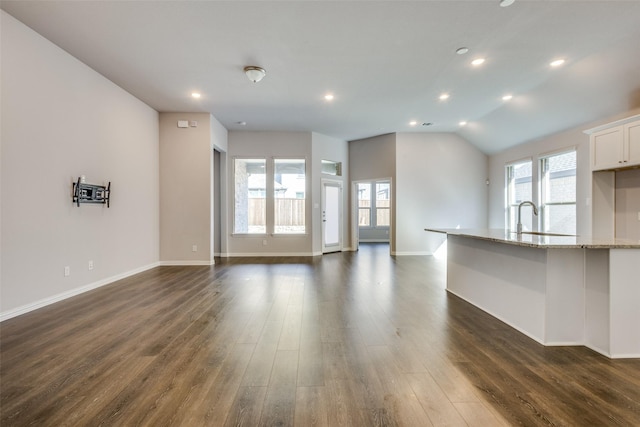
[191,92,201,98]
[499,0,515,7]
[409,121,418,126]
[324,94,334,101]
[244,66,266,83]
[439,93,450,100]
[456,47,469,55]
[550,59,566,67]
[471,58,485,66]
[502,94,513,101]
[459,121,468,127]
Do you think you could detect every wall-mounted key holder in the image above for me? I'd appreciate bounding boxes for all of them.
[73,177,110,207]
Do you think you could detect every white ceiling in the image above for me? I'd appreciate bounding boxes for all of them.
[3,0,640,154]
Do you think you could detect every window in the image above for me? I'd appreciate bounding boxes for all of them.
[234,158,266,234]
[274,159,306,234]
[540,150,576,235]
[376,182,390,226]
[234,158,306,235]
[357,183,371,226]
[358,180,390,228]
[321,159,342,176]
[506,160,533,232]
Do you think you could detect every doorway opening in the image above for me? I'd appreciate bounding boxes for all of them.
[352,178,392,254]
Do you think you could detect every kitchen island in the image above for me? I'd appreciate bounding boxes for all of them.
[426,228,640,359]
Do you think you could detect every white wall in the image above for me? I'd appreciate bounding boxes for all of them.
[395,133,488,255]
[227,131,314,256]
[312,132,349,253]
[488,108,640,237]
[1,12,160,318]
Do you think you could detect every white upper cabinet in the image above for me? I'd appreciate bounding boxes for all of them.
[586,115,640,171]
[626,120,640,166]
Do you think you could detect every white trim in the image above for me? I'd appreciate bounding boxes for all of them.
[391,251,432,256]
[159,260,215,266]
[0,262,160,322]
[222,252,315,257]
[583,114,640,135]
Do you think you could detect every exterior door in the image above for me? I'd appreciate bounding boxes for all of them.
[322,180,342,253]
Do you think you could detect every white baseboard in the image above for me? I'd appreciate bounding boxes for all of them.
[0,262,161,322]
[221,252,315,257]
[391,251,432,256]
[159,260,215,266]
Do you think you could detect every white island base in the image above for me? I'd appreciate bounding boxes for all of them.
[442,233,640,359]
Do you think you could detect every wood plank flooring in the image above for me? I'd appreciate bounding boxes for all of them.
[1,243,639,426]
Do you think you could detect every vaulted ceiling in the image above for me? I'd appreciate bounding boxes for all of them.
[3,0,640,154]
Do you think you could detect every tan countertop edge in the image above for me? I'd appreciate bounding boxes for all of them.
[425,228,640,249]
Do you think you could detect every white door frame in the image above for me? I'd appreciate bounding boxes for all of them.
[321,178,343,254]
[352,177,393,254]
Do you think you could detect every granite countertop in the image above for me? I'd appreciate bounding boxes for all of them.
[425,228,640,249]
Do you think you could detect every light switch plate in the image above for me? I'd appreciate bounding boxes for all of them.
[177,120,188,128]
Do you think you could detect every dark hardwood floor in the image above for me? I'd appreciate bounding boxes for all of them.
[1,243,639,426]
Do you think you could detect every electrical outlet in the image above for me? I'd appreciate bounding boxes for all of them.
[64,266,70,277]
[262,239,267,246]
[88,260,94,270]
[192,245,197,252]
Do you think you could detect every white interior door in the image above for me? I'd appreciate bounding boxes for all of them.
[322,180,342,253]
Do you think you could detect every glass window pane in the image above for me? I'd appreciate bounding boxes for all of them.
[376,209,390,226]
[274,159,305,234]
[541,150,576,235]
[234,158,266,234]
[357,183,371,227]
[506,160,533,232]
[359,209,370,226]
[376,182,390,208]
[545,204,576,234]
[324,185,340,246]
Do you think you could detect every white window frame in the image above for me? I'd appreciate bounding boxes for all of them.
[273,157,307,235]
[505,158,533,232]
[233,157,267,235]
[539,148,577,235]
[232,156,308,236]
[357,180,390,229]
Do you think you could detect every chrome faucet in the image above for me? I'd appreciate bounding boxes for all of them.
[517,201,538,234]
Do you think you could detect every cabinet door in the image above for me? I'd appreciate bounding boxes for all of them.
[591,126,623,171]
[625,121,640,166]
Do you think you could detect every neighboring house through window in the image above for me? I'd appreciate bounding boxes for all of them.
[540,150,576,235]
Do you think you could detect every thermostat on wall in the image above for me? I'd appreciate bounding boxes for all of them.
[177,120,189,128]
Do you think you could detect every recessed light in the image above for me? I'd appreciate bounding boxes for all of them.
[502,94,513,101]
[237,121,247,126]
[456,47,469,55]
[459,121,467,127]
[471,58,485,66]
[324,94,334,101]
[191,92,201,98]
[550,59,565,67]
[409,121,418,126]
[439,93,450,100]
[499,0,515,7]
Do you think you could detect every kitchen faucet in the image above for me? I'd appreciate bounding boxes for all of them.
[517,201,538,234]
